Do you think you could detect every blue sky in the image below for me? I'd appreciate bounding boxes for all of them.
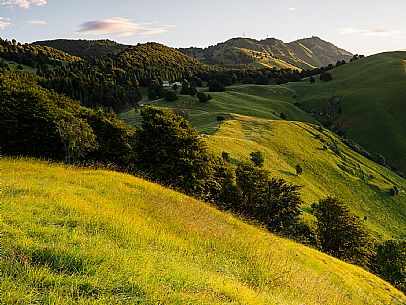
[0,0,405,55]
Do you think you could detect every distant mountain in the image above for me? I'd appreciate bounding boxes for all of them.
[33,39,129,60]
[179,36,353,70]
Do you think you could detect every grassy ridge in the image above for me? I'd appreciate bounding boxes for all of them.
[205,116,406,239]
[286,52,406,173]
[1,158,405,304]
[121,85,317,134]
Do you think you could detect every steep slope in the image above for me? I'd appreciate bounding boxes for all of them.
[1,158,405,304]
[286,51,406,174]
[121,84,406,240]
[205,116,406,240]
[286,37,353,68]
[179,37,352,69]
[33,39,129,60]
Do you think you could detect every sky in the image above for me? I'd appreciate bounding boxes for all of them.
[0,0,405,55]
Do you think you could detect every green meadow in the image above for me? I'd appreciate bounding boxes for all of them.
[1,158,405,304]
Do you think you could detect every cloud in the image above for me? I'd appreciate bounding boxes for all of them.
[78,17,174,37]
[0,17,12,29]
[1,0,47,8]
[288,7,296,11]
[28,18,47,25]
[338,27,404,37]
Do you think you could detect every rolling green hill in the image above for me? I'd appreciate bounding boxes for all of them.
[0,37,81,68]
[33,39,129,60]
[286,51,406,174]
[1,158,404,304]
[121,83,406,240]
[179,37,352,69]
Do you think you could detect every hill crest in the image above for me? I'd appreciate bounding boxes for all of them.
[179,36,353,69]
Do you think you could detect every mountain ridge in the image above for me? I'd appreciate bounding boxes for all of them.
[179,36,353,69]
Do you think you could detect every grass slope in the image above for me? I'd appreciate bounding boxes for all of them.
[121,84,317,134]
[121,83,406,240]
[206,116,406,239]
[286,52,406,173]
[1,158,405,304]
[179,37,352,69]
[238,48,301,70]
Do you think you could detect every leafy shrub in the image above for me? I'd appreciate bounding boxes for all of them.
[164,90,178,101]
[250,151,264,167]
[197,91,209,103]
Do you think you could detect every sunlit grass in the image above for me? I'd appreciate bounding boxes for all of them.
[206,116,406,239]
[1,158,405,304]
[286,51,406,173]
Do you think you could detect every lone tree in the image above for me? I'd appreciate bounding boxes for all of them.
[320,71,333,82]
[216,115,225,127]
[309,76,316,84]
[164,90,178,101]
[133,107,215,197]
[295,164,303,176]
[250,151,265,167]
[197,91,209,103]
[313,197,375,267]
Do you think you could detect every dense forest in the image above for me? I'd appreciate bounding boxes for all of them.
[33,39,129,60]
[0,37,81,68]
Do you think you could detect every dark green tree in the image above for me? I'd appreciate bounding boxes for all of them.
[313,197,375,267]
[250,151,264,167]
[164,90,178,101]
[208,80,226,92]
[320,71,333,82]
[216,115,225,127]
[197,91,209,103]
[235,163,302,232]
[374,239,405,293]
[309,76,315,84]
[133,107,215,197]
[222,151,230,162]
[295,164,303,176]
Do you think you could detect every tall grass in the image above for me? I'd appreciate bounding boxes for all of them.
[1,158,404,304]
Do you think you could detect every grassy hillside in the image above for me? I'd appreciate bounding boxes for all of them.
[286,52,406,174]
[121,84,318,134]
[179,37,352,69]
[1,158,405,304]
[121,83,406,240]
[205,116,406,240]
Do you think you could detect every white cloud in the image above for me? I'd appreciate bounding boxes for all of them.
[78,17,174,37]
[28,18,47,25]
[1,0,47,8]
[288,7,296,11]
[0,17,12,29]
[338,27,404,37]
